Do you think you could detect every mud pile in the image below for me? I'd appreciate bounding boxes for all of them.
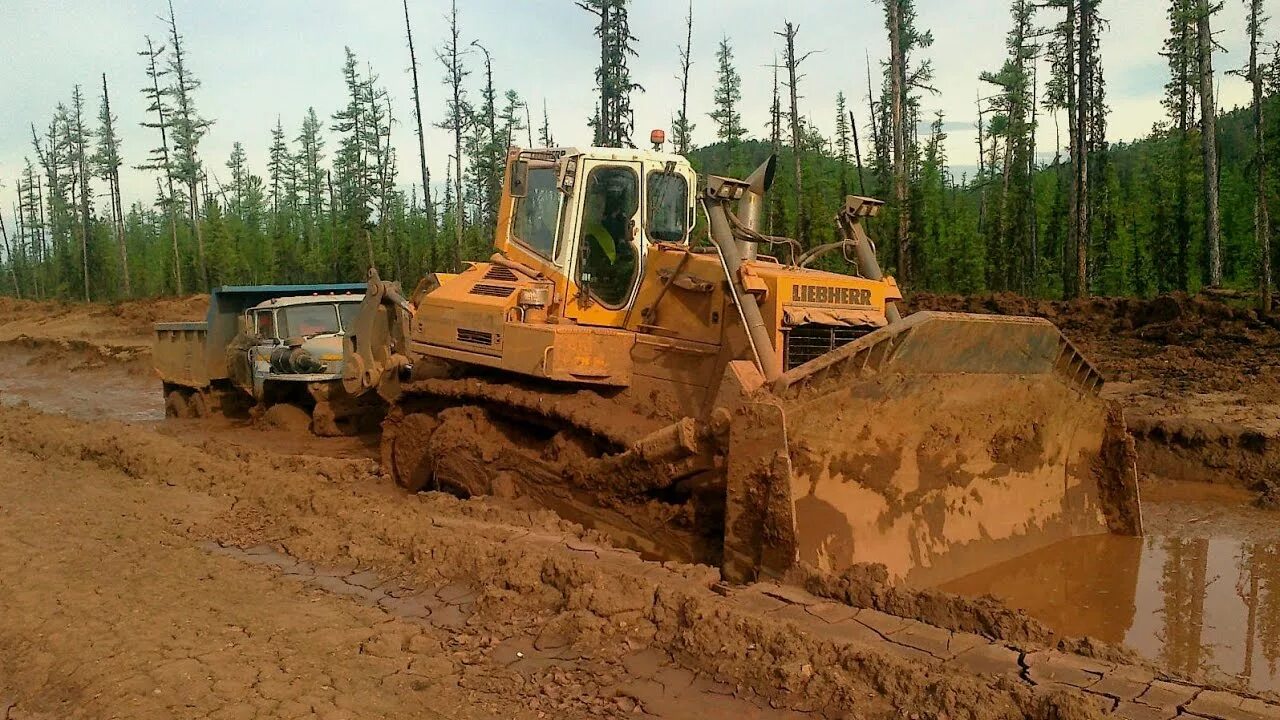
[0,294,207,373]
[907,291,1280,400]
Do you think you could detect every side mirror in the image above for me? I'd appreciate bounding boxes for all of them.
[510,160,529,198]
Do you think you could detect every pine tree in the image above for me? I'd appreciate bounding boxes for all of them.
[778,22,810,246]
[578,0,643,148]
[980,0,1037,291]
[435,0,469,269]
[94,73,129,297]
[68,85,93,301]
[1240,0,1271,310]
[539,99,555,147]
[165,0,213,289]
[835,92,852,199]
[709,38,745,147]
[403,0,433,229]
[1196,0,1223,287]
[138,35,183,294]
[879,0,934,284]
[1161,0,1197,290]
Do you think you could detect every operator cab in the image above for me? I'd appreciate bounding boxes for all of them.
[496,146,697,326]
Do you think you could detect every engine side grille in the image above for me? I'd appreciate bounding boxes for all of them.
[469,283,516,298]
[456,328,494,346]
[784,324,876,371]
[483,265,519,282]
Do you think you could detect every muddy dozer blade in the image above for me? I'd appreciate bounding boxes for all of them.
[730,311,1142,587]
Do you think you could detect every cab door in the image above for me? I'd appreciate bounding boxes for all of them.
[564,160,645,328]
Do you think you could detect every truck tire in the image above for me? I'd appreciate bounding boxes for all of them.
[188,392,209,419]
[165,391,191,419]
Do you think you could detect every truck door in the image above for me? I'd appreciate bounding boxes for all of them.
[564,160,644,328]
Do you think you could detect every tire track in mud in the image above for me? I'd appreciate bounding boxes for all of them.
[2,405,1277,719]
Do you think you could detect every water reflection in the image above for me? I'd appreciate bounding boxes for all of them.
[941,530,1280,691]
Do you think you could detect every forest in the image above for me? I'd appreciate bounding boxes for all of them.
[1,0,1278,308]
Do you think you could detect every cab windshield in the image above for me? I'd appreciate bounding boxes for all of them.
[277,304,341,339]
[647,172,689,243]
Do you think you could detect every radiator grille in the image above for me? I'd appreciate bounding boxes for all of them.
[784,324,875,371]
[469,283,516,298]
[456,328,494,346]
[483,266,519,282]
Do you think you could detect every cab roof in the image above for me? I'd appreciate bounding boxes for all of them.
[523,146,694,169]
[251,293,363,311]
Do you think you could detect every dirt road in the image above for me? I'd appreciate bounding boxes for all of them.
[5,294,1280,719]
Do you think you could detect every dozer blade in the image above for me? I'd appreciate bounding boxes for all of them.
[748,311,1141,587]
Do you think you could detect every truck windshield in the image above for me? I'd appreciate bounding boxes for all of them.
[338,302,361,333]
[277,304,341,338]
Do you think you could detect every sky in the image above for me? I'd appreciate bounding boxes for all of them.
[0,0,1260,214]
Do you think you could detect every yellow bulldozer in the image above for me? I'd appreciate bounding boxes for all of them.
[344,142,1142,587]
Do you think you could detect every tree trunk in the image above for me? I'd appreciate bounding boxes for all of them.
[782,22,808,248]
[102,74,130,298]
[851,110,867,196]
[404,0,432,229]
[1196,0,1222,287]
[0,201,18,299]
[1248,0,1271,312]
[1073,0,1092,298]
[887,1,910,283]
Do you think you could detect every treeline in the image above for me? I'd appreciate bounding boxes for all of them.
[0,0,1278,308]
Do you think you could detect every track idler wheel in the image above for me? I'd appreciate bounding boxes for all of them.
[384,412,440,492]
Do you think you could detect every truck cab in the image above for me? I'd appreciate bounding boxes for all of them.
[241,294,364,397]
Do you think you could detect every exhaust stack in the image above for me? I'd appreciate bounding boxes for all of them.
[734,155,777,261]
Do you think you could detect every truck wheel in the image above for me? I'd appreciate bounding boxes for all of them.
[165,391,191,419]
[311,401,343,437]
[188,392,209,419]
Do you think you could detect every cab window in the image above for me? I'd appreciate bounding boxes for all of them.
[579,166,640,308]
[255,311,276,339]
[646,172,689,243]
[338,302,360,334]
[512,165,562,259]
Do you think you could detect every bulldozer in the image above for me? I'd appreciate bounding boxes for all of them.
[344,140,1142,587]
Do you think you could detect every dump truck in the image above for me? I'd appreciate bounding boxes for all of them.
[344,144,1142,587]
[154,284,377,436]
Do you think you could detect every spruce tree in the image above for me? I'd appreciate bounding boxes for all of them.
[578,0,642,147]
[165,0,213,289]
[709,38,745,146]
[671,0,695,154]
[94,73,129,297]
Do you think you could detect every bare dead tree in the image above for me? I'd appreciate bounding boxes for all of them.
[1196,0,1222,287]
[777,21,816,247]
[403,0,433,225]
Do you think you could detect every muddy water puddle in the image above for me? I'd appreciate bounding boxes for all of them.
[0,346,161,422]
[942,486,1280,691]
